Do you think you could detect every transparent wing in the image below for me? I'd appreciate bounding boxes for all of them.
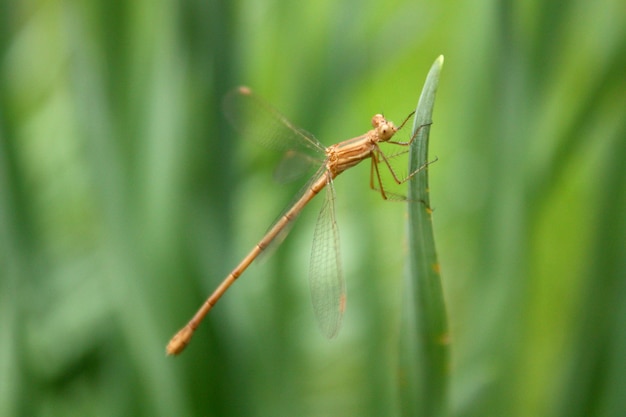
[223,86,326,160]
[258,165,327,262]
[223,86,328,259]
[309,178,345,338]
[273,150,321,184]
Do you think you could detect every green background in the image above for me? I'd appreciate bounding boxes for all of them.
[1,0,624,416]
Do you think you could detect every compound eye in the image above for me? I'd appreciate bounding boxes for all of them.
[371,114,385,127]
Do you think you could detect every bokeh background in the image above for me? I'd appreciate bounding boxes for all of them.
[1,0,624,416]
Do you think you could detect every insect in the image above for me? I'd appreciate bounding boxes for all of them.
[167,87,430,355]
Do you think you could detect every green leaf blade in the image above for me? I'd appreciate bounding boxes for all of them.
[399,55,449,417]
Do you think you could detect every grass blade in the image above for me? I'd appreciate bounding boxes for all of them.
[398,55,448,417]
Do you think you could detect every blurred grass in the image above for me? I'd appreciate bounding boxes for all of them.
[0,1,625,417]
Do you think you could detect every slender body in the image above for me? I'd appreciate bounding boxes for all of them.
[167,87,424,355]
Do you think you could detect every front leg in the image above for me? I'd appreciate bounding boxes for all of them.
[369,152,389,200]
